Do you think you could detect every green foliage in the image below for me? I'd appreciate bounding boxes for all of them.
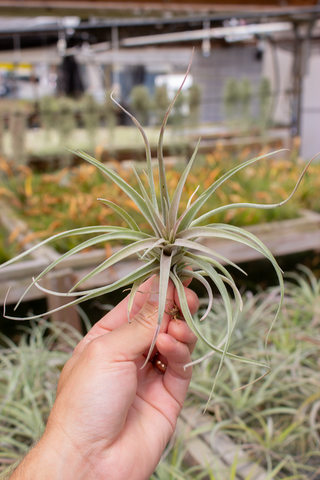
[169,89,185,126]
[223,77,252,128]
[187,84,201,126]
[188,267,320,477]
[104,89,117,129]
[0,148,317,255]
[79,93,101,146]
[130,85,152,126]
[239,78,252,129]
[223,76,273,132]
[55,96,77,146]
[154,83,201,128]
[39,95,59,133]
[154,85,170,126]
[0,321,81,475]
[223,78,241,123]
[0,113,4,158]
[0,222,21,264]
[8,104,27,165]
[258,78,272,131]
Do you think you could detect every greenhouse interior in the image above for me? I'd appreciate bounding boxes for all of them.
[0,0,320,478]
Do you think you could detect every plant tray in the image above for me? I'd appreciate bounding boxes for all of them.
[178,406,270,479]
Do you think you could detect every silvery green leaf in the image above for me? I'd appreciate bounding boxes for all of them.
[177,226,277,266]
[157,50,194,219]
[219,274,243,312]
[69,238,162,293]
[168,138,201,230]
[186,185,200,209]
[171,272,270,368]
[182,224,285,354]
[184,254,234,356]
[177,149,288,232]
[98,198,141,231]
[74,150,159,233]
[127,275,152,322]
[5,259,159,321]
[0,225,127,271]
[174,238,247,275]
[14,230,150,311]
[130,164,165,236]
[109,91,158,213]
[184,251,243,313]
[177,268,213,322]
[208,223,282,268]
[191,153,314,227]
[142,251,173,368]
[217,224,285,356]
[163,196,170,231]
[141,238,166,260]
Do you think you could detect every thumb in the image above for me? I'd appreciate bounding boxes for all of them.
[100,277,174,364]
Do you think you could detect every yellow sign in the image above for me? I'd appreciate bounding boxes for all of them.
[0,63,32,71]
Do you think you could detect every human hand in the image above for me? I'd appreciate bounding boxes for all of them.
[11,276,198,480]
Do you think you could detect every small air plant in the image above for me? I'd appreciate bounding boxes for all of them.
[0,52,314,398]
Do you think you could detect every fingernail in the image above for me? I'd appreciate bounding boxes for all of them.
[149,275,160,303]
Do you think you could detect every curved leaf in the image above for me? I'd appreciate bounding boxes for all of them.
[69,238,162,293]
[98,198,141,231]
[157,49,194,219]
[109,91,158,212]
[177,149,288,232]
[191,153,315,227]
[73,150,159,234]
[168,138,201,230]
[14,230,150,311]
[5,259,159,321]
[0,226,127,271]
[141,250,173,368]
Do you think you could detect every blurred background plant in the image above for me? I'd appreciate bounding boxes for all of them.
[79,93,101,151]
[187,83,202,127]
[0,113,5,160]
[8,102,28,166]
[258,78,272,133]
[223,78,241,126]
[0,221,22,264]
[0,146,317,256]
[0,319,81,475]
[130,85,153,126]
[153,85,170,126]
[239,78,252,132]
[223,77,272,133]
[55,96,77,164]
[185,266,320,478]
[39,95,59,140]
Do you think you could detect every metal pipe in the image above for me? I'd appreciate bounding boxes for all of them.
[120,22,292,47]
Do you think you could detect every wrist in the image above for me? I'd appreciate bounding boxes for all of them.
[10,431,93,480]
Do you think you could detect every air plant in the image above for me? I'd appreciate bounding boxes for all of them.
[0,52,315,398]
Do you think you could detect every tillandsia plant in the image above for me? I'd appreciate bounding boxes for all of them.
[0,52,315,398]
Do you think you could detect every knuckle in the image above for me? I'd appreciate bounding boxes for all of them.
[83,336,106,359]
